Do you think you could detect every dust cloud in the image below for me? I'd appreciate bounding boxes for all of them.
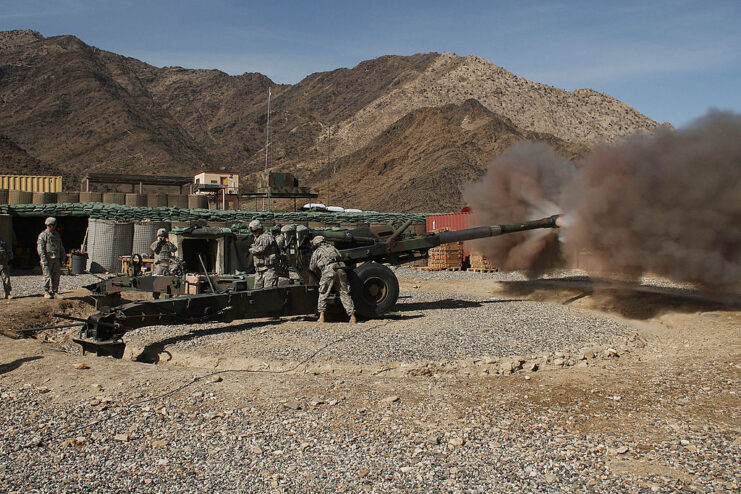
[462,142,575,273]
[463,110,741,290]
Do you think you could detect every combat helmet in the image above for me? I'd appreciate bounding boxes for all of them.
[311,235,325,247]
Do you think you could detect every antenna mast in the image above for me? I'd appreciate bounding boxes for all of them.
[263,87,271,210]
[264,87,271,173]
[326,124,331,206]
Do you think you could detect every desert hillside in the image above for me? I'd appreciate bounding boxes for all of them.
[0,30,659,211]
[0,134,60,177]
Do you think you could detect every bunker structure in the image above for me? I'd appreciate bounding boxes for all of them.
[0,202,427,273]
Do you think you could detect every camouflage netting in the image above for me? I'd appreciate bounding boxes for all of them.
[0,203,428,226]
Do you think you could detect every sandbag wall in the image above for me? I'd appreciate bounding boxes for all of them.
[87,219,134,273]
[132,221,171,257]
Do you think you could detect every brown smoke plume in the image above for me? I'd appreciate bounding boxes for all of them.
[462,142,575,273]
[562,110,741,290]
[463,110,741,290]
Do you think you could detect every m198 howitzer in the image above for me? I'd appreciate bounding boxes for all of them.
[74,215,561,358]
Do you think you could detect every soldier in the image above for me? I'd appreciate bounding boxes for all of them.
[37,217,65,299]
[275,224,298,280]
[294,225,314,283]
[309,235,356,323]
[248,219,279,288]
[150,228,177,275]
[0,237,13,299]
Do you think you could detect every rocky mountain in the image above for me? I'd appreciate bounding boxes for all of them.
[0,30,660,211]
[0,133,61,176]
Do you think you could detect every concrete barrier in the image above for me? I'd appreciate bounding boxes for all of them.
[146,194,168,207]
[56,192,80,203]
[125,193,148,207]
[32,192,57,204]
[188,194,209,209]
[102,192,126,205]
[8,190,32,204]
[167,194,188,208]
[79,192,103,203]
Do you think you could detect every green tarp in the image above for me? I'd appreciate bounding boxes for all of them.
[0,202,428,225]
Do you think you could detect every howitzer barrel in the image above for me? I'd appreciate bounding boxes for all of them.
[436,215,561,245]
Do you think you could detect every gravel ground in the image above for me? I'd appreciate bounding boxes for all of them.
[394,266,703,290]
[125,288,632,368]
[5,272,102,298]
[1,269,738,492]
[1,363,738,493]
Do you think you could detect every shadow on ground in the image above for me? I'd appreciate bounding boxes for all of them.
[0,355,43,375]
[134,319,285,364]
[395,298,524,312]
[500,277,741,319]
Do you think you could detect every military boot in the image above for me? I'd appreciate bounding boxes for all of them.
[317,312,326,323]
[349,314,357,324]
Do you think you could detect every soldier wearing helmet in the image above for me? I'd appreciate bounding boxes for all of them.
[275,224,299,280]
[38,217,65,298]
[150,227,177,275]
[248,219,279,288]
[309,235,356,323]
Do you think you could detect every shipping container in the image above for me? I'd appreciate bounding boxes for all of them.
[426,211,473,257]
[0,175,62,193]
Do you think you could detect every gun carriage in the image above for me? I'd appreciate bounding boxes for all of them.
[74,215,561,357]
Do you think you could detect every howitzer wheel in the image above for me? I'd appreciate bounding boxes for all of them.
[349,262,399,318]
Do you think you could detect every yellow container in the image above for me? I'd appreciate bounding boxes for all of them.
[0,175,62,193]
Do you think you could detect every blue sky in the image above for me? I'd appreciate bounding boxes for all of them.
[2,0,739,127]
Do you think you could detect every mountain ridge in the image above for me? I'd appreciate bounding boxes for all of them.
[0,30,659,211]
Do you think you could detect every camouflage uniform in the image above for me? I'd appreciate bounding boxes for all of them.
[274,231,288,278]
[275,224,300,280]
[38,229,65,296]
[250,230,279,288]
[0,239,12,298]
[309,241,354,316]
[150,239,177,275]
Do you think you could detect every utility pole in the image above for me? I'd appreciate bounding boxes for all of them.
[326,124,331,206]
[263,87,271,210]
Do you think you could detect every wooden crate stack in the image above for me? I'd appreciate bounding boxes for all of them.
[421,228,463,270]
[469,250,498,272]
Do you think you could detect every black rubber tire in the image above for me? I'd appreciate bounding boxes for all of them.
[348,262,399,318]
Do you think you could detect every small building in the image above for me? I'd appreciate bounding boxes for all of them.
[194,171,240,194]
[243,172,318,211]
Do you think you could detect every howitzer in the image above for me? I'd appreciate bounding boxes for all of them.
[74,215,561,357]
[84,274,186,308]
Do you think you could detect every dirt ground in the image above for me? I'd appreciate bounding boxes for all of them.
[1,274,739,490]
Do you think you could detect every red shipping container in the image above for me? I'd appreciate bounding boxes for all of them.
[426,211,473,257]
